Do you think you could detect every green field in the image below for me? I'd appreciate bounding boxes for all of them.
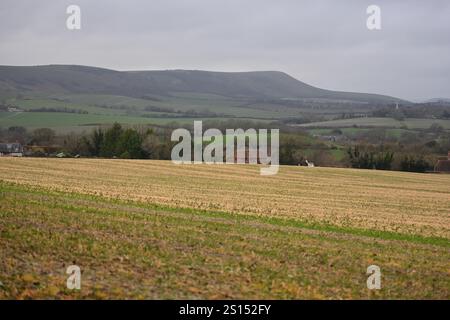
[0,159,449,299]
[0,112,246,133]
[5,93,301,121]
[4,94,449,134]
[1,92,284,132]
[298,117,450,130]
[5,97,125,115]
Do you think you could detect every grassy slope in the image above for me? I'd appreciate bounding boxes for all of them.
[54,93,303,119]
[0,93,278,132]
[0,159,449,299]
[2,93,332,122]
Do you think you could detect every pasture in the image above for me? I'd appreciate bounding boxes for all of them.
[0,112,231,133]
[297,117,450,130]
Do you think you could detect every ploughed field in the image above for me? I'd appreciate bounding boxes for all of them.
[0,158,449,299]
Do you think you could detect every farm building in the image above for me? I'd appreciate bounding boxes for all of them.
[434,151,450,173]
[23,145,60,157]
[0,143,24,157]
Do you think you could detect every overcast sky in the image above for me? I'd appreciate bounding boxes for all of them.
[0,0,449,101]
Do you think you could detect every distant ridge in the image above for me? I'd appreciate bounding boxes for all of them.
[0,64,403,103]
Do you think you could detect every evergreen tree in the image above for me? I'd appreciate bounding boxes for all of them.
[100,123,123,157]
[83,128,104,156]
[117,129,143,159]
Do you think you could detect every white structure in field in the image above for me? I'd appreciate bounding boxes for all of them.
[305,160,315,167]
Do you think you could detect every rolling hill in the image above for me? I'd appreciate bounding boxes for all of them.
[0,65,402,104]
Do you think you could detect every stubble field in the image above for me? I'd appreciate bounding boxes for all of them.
[0,158,449,299]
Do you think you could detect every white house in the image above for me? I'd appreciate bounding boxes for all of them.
[0,143,24,157]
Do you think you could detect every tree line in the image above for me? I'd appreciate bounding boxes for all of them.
[0,122,445,173]
[347,146,433,172]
